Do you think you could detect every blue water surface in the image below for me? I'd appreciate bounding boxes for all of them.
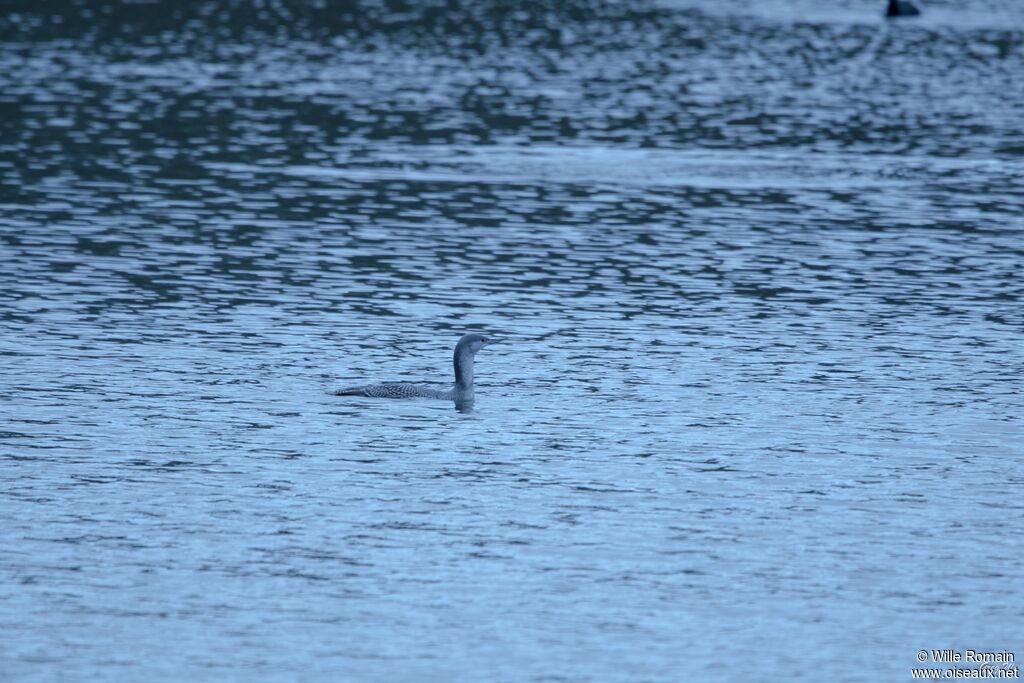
[1,1,1022,681]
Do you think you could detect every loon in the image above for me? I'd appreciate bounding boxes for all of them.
[334,332,490,401]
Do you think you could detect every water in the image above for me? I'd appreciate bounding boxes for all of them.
[2,1,1023,680]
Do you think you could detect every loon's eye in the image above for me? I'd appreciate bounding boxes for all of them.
[481,337,487,343]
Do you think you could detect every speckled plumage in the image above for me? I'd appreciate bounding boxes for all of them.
[335,332,489,401]
[334,383,454,399]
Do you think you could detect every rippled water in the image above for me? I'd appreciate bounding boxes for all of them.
[2,1,1023,681]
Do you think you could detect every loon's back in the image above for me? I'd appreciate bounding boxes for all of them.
[334,383,453,399]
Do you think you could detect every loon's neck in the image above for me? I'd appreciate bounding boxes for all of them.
[453,347,475,399]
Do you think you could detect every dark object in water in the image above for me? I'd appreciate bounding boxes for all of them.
[886,0,921,17]
[334,332,490,402]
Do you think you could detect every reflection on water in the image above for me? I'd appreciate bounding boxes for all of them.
[1,1,1022,681]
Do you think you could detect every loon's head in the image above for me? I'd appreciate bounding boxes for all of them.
[456,332,489,355]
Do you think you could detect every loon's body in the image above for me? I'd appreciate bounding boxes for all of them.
[335,332,489,402]
[343,383,456,400]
